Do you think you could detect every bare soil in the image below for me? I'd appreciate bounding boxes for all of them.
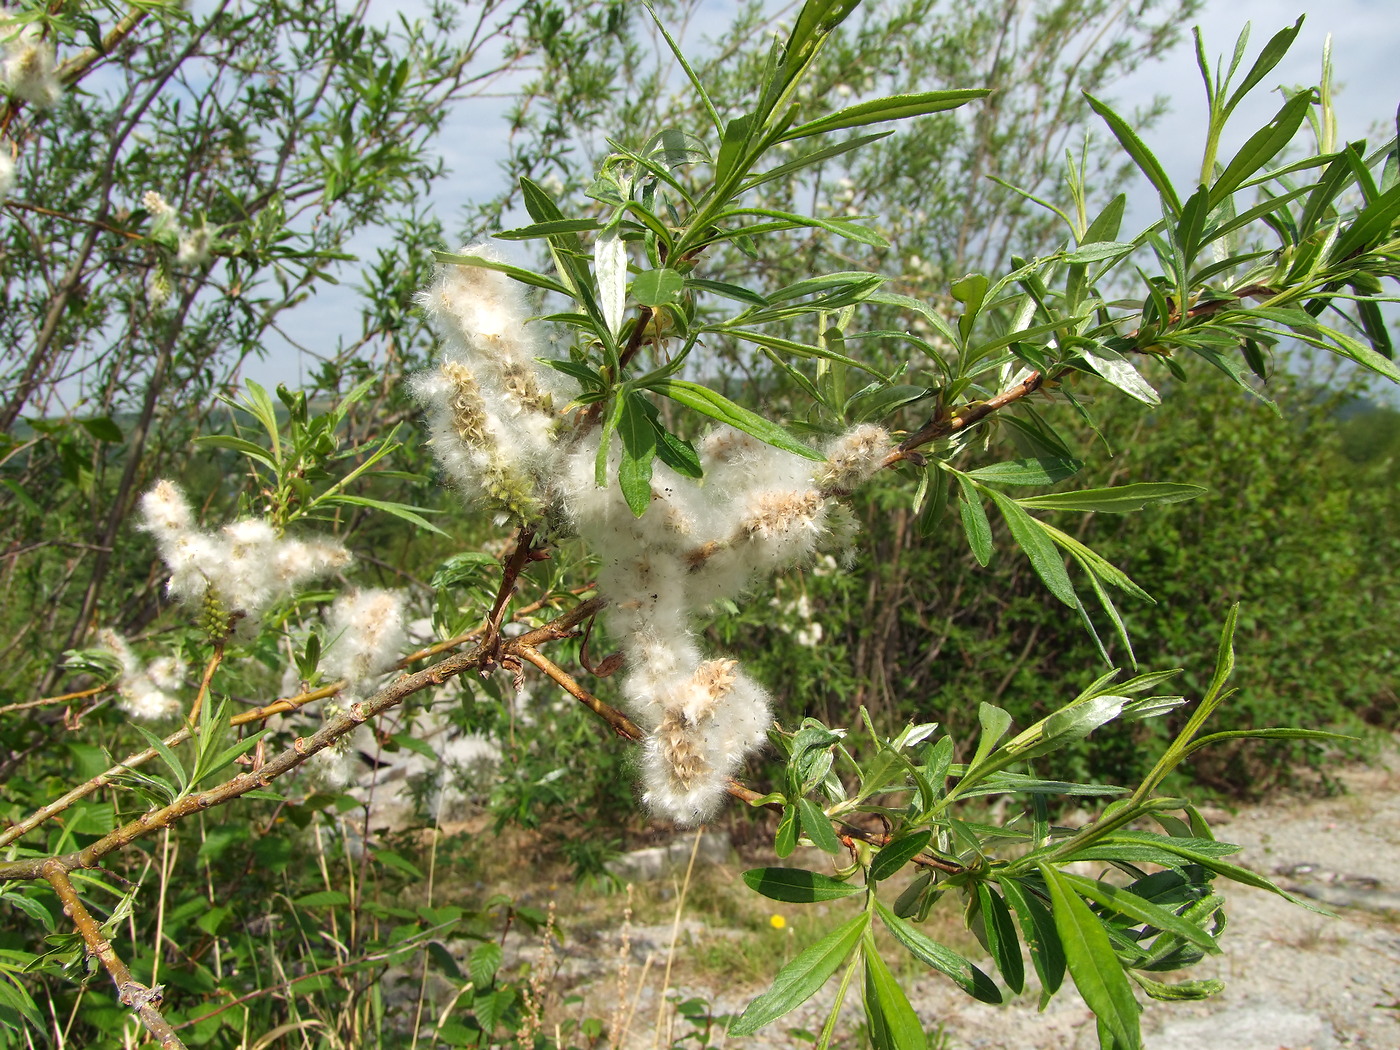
[533,747,1400,1049]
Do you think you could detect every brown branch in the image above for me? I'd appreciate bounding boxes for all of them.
[515,644,641,740]
[0,594,595,849]
[42,862,188,1050]
[480,525,540,663]
[517,645,966,875]
[888,370,1047,466]
[0,684,108,716]
[185,641,223,727]
[0,199,143,239]
[0,646,489,881]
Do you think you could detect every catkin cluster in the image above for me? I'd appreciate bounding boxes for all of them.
[0,7,60,108]
[413,247,890,825]
[138,480,351,637]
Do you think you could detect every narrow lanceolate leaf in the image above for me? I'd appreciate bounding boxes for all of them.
[956,475,993,566]
[1083,93,1181,216]
[775,803,799,859]
[594,226,627,339]
[798,797,843,855]
[780,88,989,141]
[742,868,863,903]
[1017,483,1206,514]
[617,394,657,517]
[863,939,929,1050]
[433,250,572,298]
[1077,344,1161,405]
[646,378,822,460]
[976,882,1024,994]
[1055,871,1219,953]
[965,457,1083,486]
[874,901,1003,1004]
[987,491,1077,608]
[1039,864,1141,1050]
[869,830,932,882]
[729,912,869,1036]
[999,878,1066,1001]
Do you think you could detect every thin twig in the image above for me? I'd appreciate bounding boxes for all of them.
[42,861,188,1050]
[0,684,108,716]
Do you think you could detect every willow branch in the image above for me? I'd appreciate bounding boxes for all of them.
[42,861,187,1050]
[0,645,489,881]
[480,525,539,661]
[516,643,640,740]
[0,684,108,716]
[185,641,223,727]
[0,594,593,849]
[885,370,1047,467]
[518,646,966,875]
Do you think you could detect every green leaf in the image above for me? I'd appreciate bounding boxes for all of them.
[869,830,931,882]
[132,726,188,794]
[1017,483,1206,514]
[976,882,1024,994]
[618,393,658,517]
[194,434,278,471]
[742,868,863,903]
[1083,93,1180,216]
[956,475,993,566]
[1223,16,1305,115]
[780,88,988,141]
[862,939,928,1050]
[874,901,1002,1004]
[720,207,889,248]
[968,702,1013,773]
[775,804,799,859]
[1039,865,1141,1050]
[1209,89,1316,209]
[651,422,704,479]
[433,250,572,298]
[987,491,1077,607]
[320,495,447,536]
[1055,872,1219,953]
[79,416,124,443]
[965,457,1083,486]
[1077,344,1160,405]
[999,879,1065,1001]
[1062,241,1134,264]
[797,797,843,855]
[372,849,425,881]
[470,941,503,986]
[388,732,440,763]
[729,912,869,1036]
[632,268,685,308]
[1329,180,1400,263]
[495,218,604,240]
[1130,972,1224,1002]
[646,377,822,460]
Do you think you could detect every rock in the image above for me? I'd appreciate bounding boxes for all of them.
[605,831,732,882]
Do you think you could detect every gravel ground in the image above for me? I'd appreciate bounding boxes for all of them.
[569,746,1400,1050]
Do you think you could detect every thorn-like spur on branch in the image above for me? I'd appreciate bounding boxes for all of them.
[42,861,188,1050]
[481,525,543,664]
[884,370,1047,468]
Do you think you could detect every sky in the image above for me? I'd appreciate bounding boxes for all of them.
[262,0,1400,391]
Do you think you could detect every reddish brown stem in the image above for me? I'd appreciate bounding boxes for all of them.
[42,861,188,1050]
